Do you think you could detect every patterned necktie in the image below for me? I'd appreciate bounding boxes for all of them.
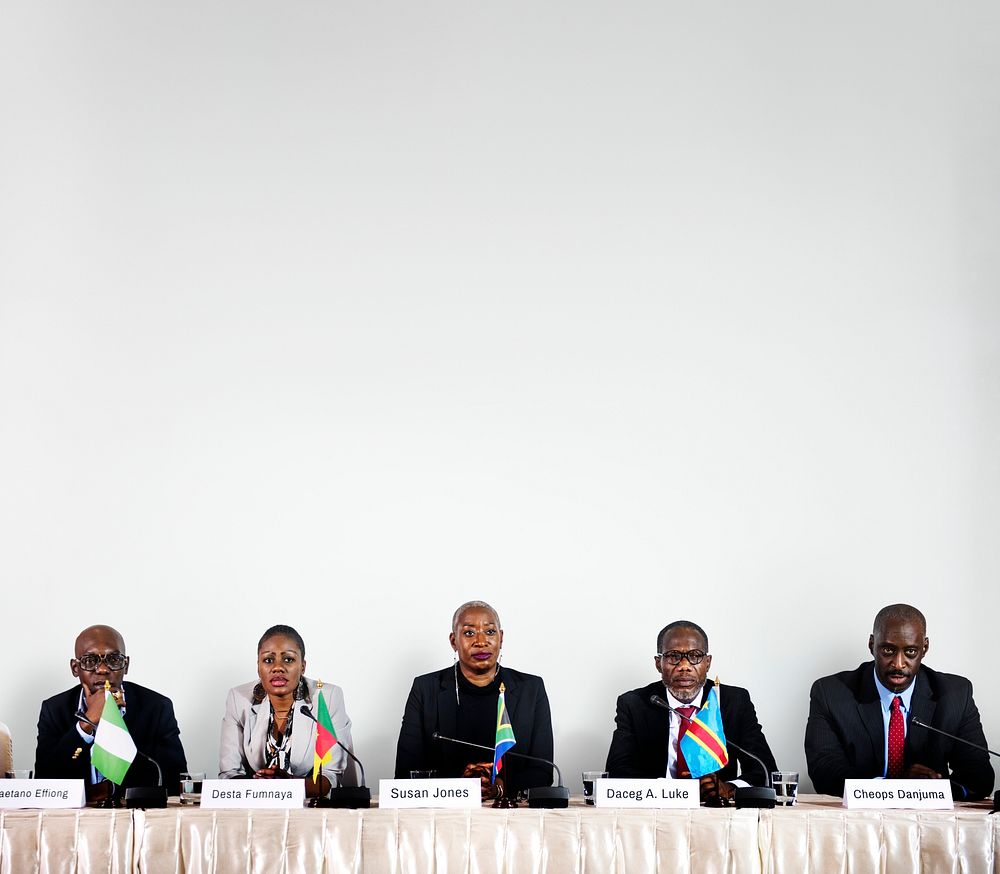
[887,696,905,778]
[674,706,698,778]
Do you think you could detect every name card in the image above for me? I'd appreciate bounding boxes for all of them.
[0,780,85,809]
[843,779,953,810]
[200,778,305,808]
[378,778,480,809]
[595,778,699,808]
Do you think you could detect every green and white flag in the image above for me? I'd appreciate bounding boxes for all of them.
[91,692,137,785]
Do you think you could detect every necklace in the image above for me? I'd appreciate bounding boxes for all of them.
[266,701,294,770]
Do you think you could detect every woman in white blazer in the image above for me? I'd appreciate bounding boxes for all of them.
[218,624,354,797]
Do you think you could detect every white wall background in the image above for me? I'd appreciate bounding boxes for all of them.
[1,1,997,795]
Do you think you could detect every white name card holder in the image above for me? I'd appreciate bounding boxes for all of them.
[595,778,700,808]
[0,779,85,809]
[378,778,481,809]
[200,778,306,809]
[843,779,953,810]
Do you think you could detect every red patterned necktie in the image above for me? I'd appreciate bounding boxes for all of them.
[887,696,905,778]
[675,706,698,778]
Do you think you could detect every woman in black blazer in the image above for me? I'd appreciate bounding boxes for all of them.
[394,600,554,800]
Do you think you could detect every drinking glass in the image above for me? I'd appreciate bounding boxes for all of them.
[771,770,799,806]
[582,770,607,805]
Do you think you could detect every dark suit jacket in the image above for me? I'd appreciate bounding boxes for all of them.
[805,662,994,799]
[35,682,187,794]
[394,666,555,793]
[605,679,777,786]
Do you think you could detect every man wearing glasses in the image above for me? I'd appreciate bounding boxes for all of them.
[34,624,187,802]
[605,620,776,804]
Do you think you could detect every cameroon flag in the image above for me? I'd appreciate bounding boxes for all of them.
[312,685,339,783]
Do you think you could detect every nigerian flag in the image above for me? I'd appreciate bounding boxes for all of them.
[91,692,137,785]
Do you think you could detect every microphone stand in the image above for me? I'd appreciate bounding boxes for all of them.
[649,695,777,809]
[911,718,1000,813]
[431,732,570,808]
[298,705,371,808]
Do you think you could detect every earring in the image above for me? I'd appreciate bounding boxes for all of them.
[454,660,460,707]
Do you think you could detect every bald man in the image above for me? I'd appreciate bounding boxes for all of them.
[805,604,994,800]
[35,625,187,801]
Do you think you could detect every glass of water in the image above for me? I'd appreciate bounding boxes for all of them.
[771,770,799,806]
[582,771,607,805]
[179,771,205,804]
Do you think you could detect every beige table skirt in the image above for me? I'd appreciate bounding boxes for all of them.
[2,796,997,874]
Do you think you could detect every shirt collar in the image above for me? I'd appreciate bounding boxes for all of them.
[873,666,916,712]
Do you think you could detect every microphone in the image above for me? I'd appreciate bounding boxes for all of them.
[298,704,371,809]
[910,719,1000,758]
[911,718,1000,812]
[75,710,168,808]
[649,694,777,809]
[431,731,570,808]
[125,751,168,809]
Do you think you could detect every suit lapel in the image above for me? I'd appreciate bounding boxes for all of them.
[907,672,936,761]
[643,682,672,775]
[436,671,459,740]
[856,670,886,773]
[247,700,269,771]
[289,695,315,774]
[503,672,519,728]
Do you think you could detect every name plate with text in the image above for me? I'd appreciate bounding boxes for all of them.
[595,778,699,808]
[843,779,953,810]
[378,778,480,808]
[0,780,85,809]
[200,778,305,808]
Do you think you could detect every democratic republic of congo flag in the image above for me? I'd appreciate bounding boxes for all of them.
[312,682,339,783]
[491,682,516,784]
[91,686,137,785]
[678,681,730,778]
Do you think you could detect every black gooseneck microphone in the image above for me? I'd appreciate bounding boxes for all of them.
[431,731,570,808]
[75,710,168,808]
[298,704,371,808]
[910,719,1000,758]
[649,694,777,809]
[910,718,1000,813]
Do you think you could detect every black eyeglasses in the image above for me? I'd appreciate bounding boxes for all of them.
[74,652,128,671]
[656,650,708,665]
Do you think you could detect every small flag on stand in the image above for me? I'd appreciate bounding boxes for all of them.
[91,681,137,785]
[491,682,516,784]
[312,681,339,783]
[678,679,730,778]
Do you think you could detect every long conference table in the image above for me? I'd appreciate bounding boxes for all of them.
[1,795,998,873]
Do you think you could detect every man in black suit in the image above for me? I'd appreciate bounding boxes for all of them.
[35,624,187,802]
[606,620,776,804]
[805,603,994,799]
